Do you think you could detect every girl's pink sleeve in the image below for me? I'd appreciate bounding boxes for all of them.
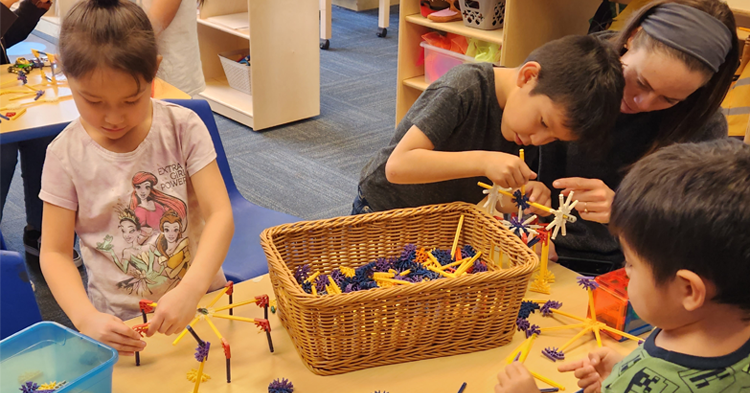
[39,149,78,211]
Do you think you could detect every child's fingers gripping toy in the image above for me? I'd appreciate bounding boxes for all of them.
[135,281,273,386]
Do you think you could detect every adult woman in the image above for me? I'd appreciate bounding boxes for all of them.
[539,0,738,273]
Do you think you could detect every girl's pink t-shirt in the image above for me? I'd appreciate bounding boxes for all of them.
[40,99,226,320]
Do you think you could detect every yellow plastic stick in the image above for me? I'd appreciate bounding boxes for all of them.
[173,316,201,346]
[192,360,205,393]
[328,276,342,294]
[558,326,592,352]
[9,108,26,120]
[587,289,597,321]
[204,316,223,340]
[539,241,549,278]
[426,252,441,267]
[538,323,588,332]
[207,286,230,308]
[212,299,258,312]
[378,277,414,285]
[599,324,644,343]
[529,370,566,391]
[455,251,482,277]
[451,215,465,259]
[505,339,531,364]
[549,308,589,323]
[211,314,260,323]
[519,334,537,362]
[305,271,321,283]
[593,325,602,347]
[520,149,526,195]
[439,258,468,270]
[426,265,456,278]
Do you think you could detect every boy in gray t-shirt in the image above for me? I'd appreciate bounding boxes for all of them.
[355,35,624,214]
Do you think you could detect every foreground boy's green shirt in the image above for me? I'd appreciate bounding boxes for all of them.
[602,329,750,392]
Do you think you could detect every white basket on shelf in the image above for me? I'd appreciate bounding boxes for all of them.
[218,49,252,95]
[459,0,506,30]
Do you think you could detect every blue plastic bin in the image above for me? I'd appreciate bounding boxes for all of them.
[0,322,118,393]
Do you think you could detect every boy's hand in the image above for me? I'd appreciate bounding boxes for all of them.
[558,347,624,393]
[147,286,201,337]
[524,181,551,216]
[78,312,145,355]
[495,362,540,393]
[486,153,537,189]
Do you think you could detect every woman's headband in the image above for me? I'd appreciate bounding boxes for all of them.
[640,3,732,73]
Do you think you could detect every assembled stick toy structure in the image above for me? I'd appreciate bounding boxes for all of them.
[478,149,578,294]
[137,282,272,382]
[535,277,643,362]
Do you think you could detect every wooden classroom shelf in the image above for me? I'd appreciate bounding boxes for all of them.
[35,0,320,131]
[402,75,429,91]
[404,14,503,45]
[395,0,602,124]
[197,0,320,131]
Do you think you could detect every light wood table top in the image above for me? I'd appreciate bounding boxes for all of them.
[729,0,750,18]
[115,263,645,392]
[0,70,190,139]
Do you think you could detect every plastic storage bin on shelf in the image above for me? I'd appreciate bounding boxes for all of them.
[421,41,477,84]
[589,268,652,341]
[459,0,506,30]
[219,48,252,95]
[0,322,118,393]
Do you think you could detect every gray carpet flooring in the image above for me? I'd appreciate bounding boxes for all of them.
[1,5,400,325]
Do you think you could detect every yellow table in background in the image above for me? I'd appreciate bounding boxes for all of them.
[115,263,644,392]
[0,71,189,141]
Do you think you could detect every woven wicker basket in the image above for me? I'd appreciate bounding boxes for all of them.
[260,202,538,375]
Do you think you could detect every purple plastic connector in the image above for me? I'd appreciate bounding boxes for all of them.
[526,324,541,338]
[516,317,530,332]
[542,347,565,362]
[194,341,211,362]
[540,300,563,316]
[20,382,39,393]
[576,276,599,291]
[268,378,294,393]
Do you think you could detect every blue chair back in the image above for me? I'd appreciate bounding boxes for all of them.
[164,99,299,281]
[1,250,42,339]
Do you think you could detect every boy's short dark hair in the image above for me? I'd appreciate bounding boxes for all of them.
[610,139,750,314]
[526,35,624,146]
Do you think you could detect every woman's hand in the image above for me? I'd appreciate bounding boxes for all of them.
[552,178,615,223]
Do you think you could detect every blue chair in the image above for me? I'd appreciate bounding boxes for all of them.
[1,250,42,339]
[165,99,300,282]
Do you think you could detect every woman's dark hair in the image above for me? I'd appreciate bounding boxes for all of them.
[613,0,739,155]
[59,0,158,91]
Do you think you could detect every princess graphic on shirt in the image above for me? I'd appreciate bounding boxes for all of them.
[155,210,191,281]
[96,208,171,296]
[128,171,187,244]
